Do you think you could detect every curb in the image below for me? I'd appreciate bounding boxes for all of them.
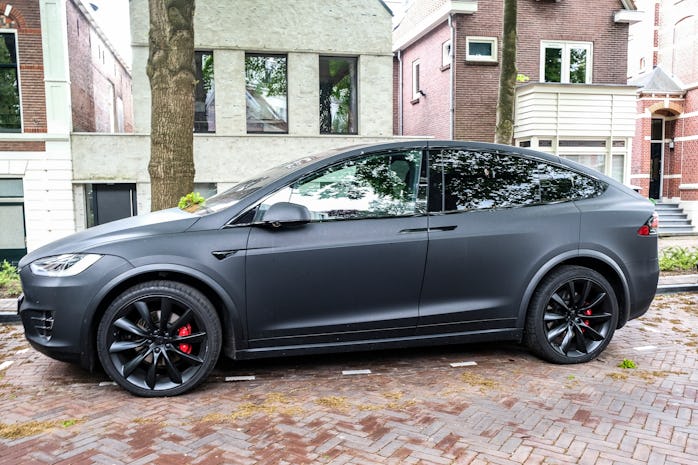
[0,311,19,324]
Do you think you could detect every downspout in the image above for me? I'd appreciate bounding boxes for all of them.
[397,49,403,135]
[449,14,455,140]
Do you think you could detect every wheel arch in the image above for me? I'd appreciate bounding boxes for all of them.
[517,250,631,333]
[81,264,242,371]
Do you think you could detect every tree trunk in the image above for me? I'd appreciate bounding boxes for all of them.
[146,0,196,211]
[494,0,517,145]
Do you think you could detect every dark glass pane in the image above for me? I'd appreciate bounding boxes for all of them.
[0,68,21,132]
[284,150,424,221]
[544,47,562,83]
[194,51,215,133]
[651,119,663,141]
[468,41,492,57]
[569,47,588,83]
[429,150,606,212]
[245,55,288,133]
[0,33,18,65]
[319,56,357,134]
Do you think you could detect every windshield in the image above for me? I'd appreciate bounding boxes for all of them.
[189,148,351,215]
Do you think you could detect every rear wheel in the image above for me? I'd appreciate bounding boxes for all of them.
[525,266,618,364]
[97,280,221,397]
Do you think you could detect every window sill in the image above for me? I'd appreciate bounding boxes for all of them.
[465,59,498,66]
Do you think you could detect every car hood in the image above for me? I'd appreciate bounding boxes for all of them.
[19,208,199,267]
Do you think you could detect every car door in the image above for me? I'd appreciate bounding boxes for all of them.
[418,146,582,335]
[245,148,428,347]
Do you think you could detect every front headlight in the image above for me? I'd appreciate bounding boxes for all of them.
[30,254,102,277]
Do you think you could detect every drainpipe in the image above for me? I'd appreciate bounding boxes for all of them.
[449,14,455,140]
[397,49,403,135]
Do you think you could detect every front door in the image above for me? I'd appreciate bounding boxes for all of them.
[245,149,428,346]
[649,118,663,200]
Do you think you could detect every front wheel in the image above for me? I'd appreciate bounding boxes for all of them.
[97,280,221,397]
[525,266,618,364]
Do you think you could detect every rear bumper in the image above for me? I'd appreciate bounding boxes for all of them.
[624,257,659,324]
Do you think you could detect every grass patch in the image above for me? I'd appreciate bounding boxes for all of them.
[618,359,637,369]
[0,419,82,439]
[461,372,499,393]
[199,393,303,423]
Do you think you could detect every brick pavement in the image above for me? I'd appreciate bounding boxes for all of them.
[0,293,697,465]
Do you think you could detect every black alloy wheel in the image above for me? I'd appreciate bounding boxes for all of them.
[97,281,221,397]
[525,266,618,364]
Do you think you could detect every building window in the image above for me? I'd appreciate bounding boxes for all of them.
[0,31,21,133]
[465,36,497,62]
[541,41,592,84]
[442,40,452,68]
[411,59,421,100]
[194,51,215,133]
[0,178,26,265]
[245,54,288,133]
[319,56,357,134]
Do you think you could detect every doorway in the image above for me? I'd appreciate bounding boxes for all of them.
[86,183,137,227]
[649,118,663,200]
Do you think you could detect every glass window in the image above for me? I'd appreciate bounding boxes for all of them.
[651,118,663,141]
[194,51,215,133]
[429,149,605,212]
[466,37,497,62]
[245,54,288,133]
[194,182,217,199]
[542,41,592,84]
[0,32,21,132]
[319,56,357,134]
[442,40,452,67]
[257,150,425,222]
[0,178,23,197]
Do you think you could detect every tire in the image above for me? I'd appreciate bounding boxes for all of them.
[524,265,619,364]
[97,280,221,397]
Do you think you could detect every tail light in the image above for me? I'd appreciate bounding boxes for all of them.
[637,212,658,236]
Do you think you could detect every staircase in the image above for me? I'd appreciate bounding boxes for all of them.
[655,202,696,236]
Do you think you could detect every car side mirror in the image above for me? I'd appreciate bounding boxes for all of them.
[260,202,311,228]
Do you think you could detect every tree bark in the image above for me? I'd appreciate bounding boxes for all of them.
[146,0,196,211]
[494,0,517,145]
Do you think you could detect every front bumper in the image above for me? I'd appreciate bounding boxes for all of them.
[18,255,133,369]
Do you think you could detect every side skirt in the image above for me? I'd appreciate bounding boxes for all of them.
[226,328,523,361]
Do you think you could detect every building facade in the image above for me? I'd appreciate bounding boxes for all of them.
[0,0,132,264]
[393,0,641,185]
[70,0,398,225]
[628,0,698,221]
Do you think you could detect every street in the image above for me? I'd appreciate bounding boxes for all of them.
[0,292,696,465]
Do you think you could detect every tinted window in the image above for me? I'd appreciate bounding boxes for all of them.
[429,149,606,213]
[257,150,426,221]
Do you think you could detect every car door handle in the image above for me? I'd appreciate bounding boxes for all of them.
[429,225,457,232]
[399,226,457,234]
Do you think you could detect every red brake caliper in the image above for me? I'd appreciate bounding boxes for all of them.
[582,309,592,330]
[177,324,193,354]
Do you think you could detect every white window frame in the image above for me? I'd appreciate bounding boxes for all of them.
[442,40,452,67]
[412,59,421,100]
[540,41,593,84]
[465,36,498,62]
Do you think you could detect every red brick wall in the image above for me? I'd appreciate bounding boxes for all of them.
[66,0,133,133]
[1,0,47,133]
[517,0,629,84]
[678,88,698,200]
[399,22,451,139]
[397,0,631,142]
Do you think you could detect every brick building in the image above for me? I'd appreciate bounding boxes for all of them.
[393,0,641,184]
[0,0,132,264]
[628,0,698,223]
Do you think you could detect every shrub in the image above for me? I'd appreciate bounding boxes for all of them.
[0,261,21,298]
[659,246,698,272]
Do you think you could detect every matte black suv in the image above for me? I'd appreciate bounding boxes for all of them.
[18,141,659,396]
